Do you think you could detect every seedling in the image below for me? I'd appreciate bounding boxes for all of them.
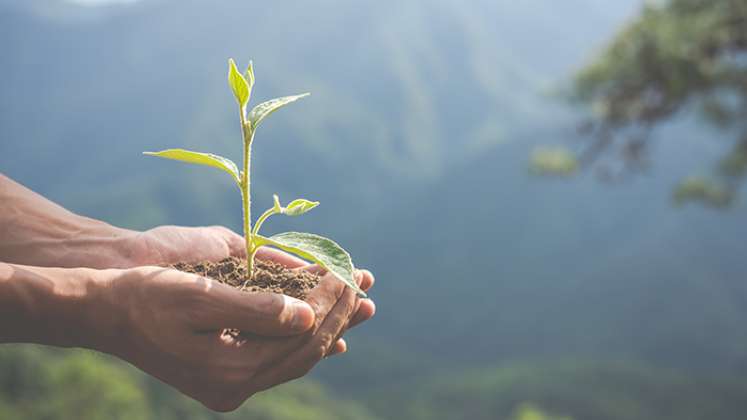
[144,59,365,297]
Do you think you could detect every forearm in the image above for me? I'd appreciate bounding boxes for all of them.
[0,262,121,351]
[0,173,137,268]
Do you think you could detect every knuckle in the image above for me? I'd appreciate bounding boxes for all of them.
[255,293,287,319]
[208,225,228,233]
[306,343,327,364]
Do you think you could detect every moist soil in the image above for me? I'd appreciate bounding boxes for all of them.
[172,256,320,300]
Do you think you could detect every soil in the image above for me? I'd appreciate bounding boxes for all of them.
[172,256,320,300]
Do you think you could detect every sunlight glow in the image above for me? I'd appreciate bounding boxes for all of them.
[64,0,141,6]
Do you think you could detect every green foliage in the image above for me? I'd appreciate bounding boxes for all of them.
[673,176,735,208]
[0,346,150,420]
[228,58,251,108]
[256,232,363,296]
[249,94,311,130]
[510,403,573,420]
[228,381,380,420]
[548,0,747,206]
[143,149,241,186]
[374,361,747,420]
[719,141,747,176]
[529,147,579,177]
[284,198,320,216]
[574,0,747,125]
[252,194,319,236]
[0,346,380,420]
[145,59,361,295]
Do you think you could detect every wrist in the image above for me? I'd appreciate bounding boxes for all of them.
[0,263,128,353]
[0,175,140,269]
[64,220,140,269]
[75,266,132,354]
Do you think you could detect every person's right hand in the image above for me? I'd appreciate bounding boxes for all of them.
[95,265,371,412]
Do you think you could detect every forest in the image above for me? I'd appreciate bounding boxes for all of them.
[1,0,746,419]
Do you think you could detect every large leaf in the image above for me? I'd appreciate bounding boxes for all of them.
[228,58,250,108]
[143,149,241,186]
[248,93,310,129]
[254,232,365,297]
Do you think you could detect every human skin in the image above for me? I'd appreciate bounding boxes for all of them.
[0,173,376,349]
[0,262,373,411]
[0,174,376,411]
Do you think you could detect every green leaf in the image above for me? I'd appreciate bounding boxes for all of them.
[143,149,241,186]
[248,93,310,129]
[228,58,250,108]
[284,198,319,216]
[254,232,365,297]
[245,60,255,91]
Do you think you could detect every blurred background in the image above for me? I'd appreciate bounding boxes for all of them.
[2,0,747,418]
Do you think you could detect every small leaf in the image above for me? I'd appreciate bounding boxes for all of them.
[284,199,319,216]
[228,58,250,108]
[272,194,282,212]
[245,61,255,91]
[248,93,310,129]
[254,232,365,297]
[143,149,241,186]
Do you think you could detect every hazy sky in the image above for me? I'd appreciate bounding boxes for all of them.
[65,0,140,5]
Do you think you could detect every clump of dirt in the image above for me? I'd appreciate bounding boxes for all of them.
[172,257,320,300]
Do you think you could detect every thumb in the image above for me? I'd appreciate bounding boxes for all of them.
[193,282,315,336]
[207,226,246,258]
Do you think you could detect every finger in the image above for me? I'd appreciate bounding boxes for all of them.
[315,273,371,354]
[293,264,324,276]
[356,269,375,291]
[326,297,374,353]
[209,226,246,258]
[218,271,351,366]
[293,267,374,288]
[191,280,315,336]
[349,299,376,329]
[255,247,309,268]
[252,276,360,390]
[326,338,347,357]
[304,272,348,331]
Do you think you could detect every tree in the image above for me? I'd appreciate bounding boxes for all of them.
[535,0,747,208]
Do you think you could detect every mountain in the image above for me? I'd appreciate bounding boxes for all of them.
[0,345,380,420]
[4,1,747,419]
[0,0,641,229]
[373,361,747,420]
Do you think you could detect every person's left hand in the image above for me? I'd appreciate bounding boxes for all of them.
[125,225,247,267]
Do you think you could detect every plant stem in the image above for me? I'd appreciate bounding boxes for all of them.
[239,109,255,281]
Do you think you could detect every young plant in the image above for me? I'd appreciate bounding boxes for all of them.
[144,59,365,297]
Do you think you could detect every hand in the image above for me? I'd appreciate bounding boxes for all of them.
[127,226,377,356]
[101,265,369,412]
[261,247,376,356]
[125,225,247,267]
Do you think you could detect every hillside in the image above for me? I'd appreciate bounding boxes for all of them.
[376,361,747,420]
[3,1,747,419]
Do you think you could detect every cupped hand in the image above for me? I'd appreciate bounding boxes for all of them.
[125,225,246,267]
[126,224,376,351]
[100,262,373,412]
